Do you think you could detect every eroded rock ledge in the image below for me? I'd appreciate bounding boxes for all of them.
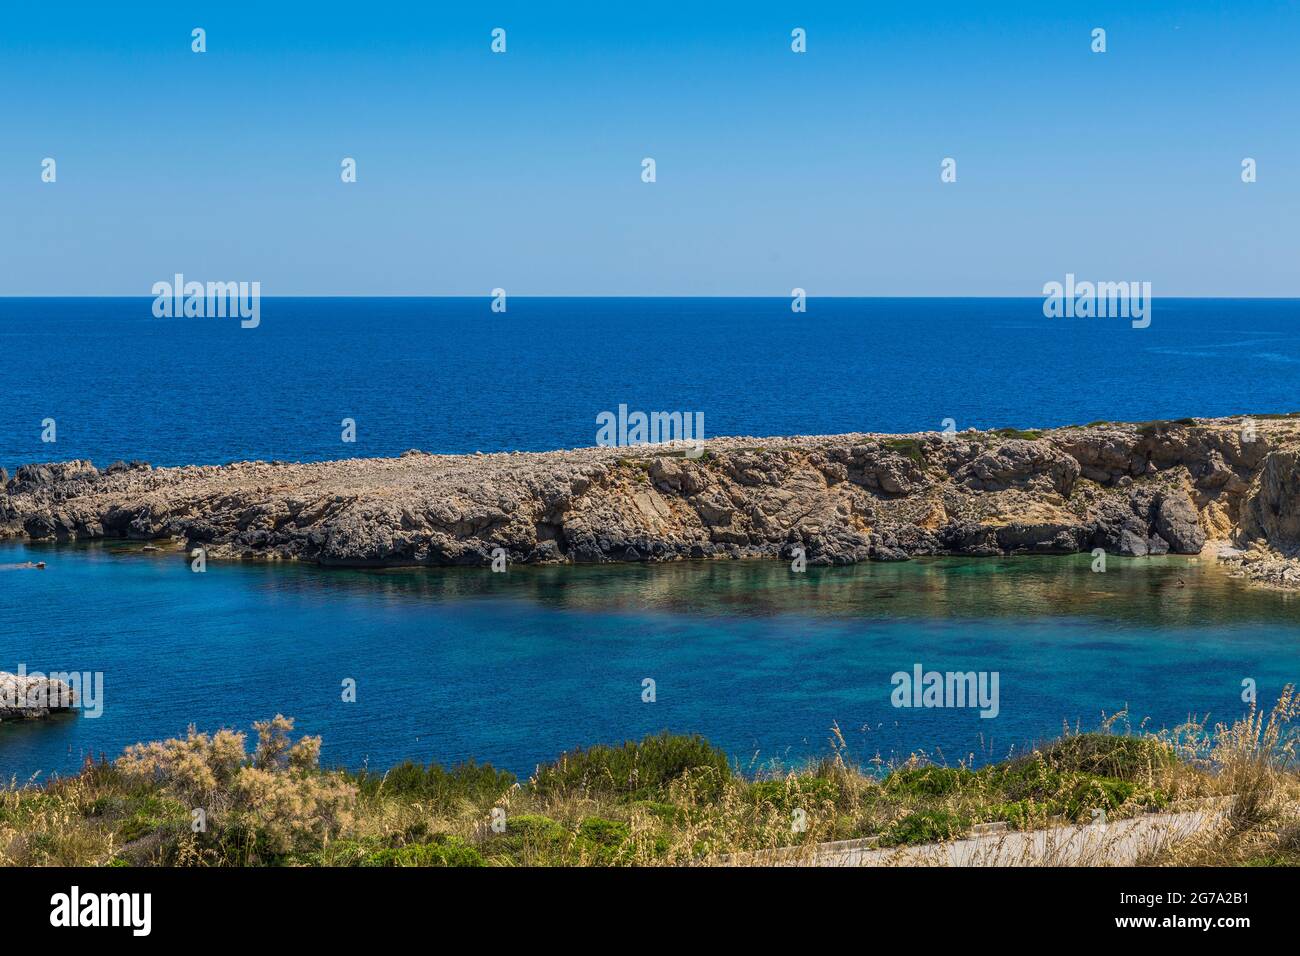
[4,415,1300,587]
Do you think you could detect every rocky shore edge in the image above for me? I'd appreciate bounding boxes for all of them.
[3,414,1300,588]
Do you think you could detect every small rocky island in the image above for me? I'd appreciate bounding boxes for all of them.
[0,672,75,721]
[2,415,1299,587]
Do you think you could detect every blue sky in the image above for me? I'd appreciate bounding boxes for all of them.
[1,1,1296,295]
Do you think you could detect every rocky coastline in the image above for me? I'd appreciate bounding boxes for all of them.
[3,415,1300,587]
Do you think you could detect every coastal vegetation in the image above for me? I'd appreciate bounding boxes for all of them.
[2,692,1298,867]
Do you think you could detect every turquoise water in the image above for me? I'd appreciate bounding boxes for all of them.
[3,539,1298,781]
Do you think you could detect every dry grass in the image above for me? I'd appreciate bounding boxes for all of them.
[1138,687,1300,866]
[2,694,1299,867]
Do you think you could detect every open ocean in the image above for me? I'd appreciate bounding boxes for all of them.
[2,297,1299,468]
[2,297,1299,780]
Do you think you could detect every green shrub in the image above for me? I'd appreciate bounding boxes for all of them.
[884,766,975,798]
[975,737,1174,822]
[629,800,687,826]
[530,732,731,800]
[352,759,515,810]
[1033,733,1176,781]
[883,439,926,465]
[360,835,484,867]
[980,799,1044,830]
[185,816,275,866]
[880,809,970,846]
[575,817,633,865]
[483,813,571,863]
[993,428,1043,441]
[117,794,189,843]
[978,759,1065,802]
[1244,851,1300,866]
[1059,777,1135,819]
[1060,776,1168,820]
[747,776,840,811]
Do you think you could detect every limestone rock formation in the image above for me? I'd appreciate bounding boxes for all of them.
[4,414,1300,587]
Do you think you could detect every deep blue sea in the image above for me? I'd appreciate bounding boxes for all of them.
[2,298,1299,781]
[2,297,1299,469]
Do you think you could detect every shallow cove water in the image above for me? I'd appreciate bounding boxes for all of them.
[2,539,1298,781]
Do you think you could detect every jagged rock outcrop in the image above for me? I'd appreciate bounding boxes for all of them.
[1242,450,1300,543]
[4,414,1300,586]
[957,440,1080,496]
